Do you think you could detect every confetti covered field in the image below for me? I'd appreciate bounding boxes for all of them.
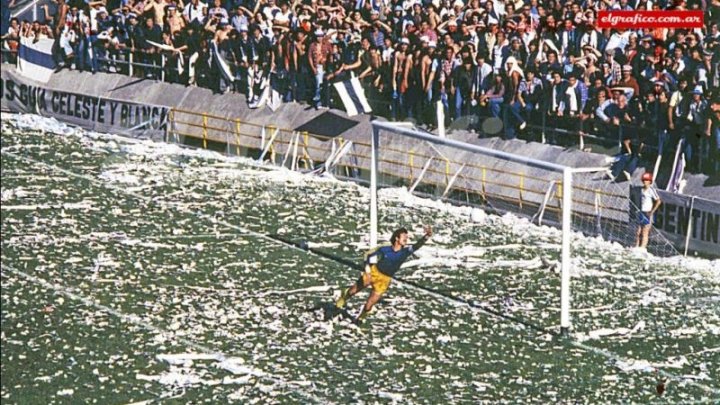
[1,114,719,404]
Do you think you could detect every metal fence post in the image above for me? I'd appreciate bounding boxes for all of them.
[234,119,241,156]
[165,109,173,143]
[128,51,134,77]
[160,54,165,82]
[202,114,208,149]
[578,118,584,151]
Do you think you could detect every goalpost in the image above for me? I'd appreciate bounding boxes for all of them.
[368,121,677,335]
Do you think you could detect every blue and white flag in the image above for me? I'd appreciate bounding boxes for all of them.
[666,138,686,194]
[248,73,282,111]
[333,77,372,117]
[17,37,55,83]
[210,40,234,84]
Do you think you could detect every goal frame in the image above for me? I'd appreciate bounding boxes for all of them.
[370,121,608,335]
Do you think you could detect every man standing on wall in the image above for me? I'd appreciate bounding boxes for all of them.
[335,225,433,325]
[635,172,662,249]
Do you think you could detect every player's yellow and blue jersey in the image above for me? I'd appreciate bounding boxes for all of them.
[364,236,428,277]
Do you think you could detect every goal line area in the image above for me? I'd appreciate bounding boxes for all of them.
[367,122,680,334]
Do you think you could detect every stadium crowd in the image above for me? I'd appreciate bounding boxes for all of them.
[1,0,719,175]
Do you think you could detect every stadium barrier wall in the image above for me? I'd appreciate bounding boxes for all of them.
[2,66,718,258]
[1,69,168,139]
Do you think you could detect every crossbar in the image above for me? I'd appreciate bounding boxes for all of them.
[372,121,568,173]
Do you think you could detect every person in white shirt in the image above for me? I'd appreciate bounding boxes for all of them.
[272,1,292,27]
[208,0,228,22]
[183,0,207,26]
[261,0,281,23]
[635,172,662,248]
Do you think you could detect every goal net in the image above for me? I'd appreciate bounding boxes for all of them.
[356,121,680,334]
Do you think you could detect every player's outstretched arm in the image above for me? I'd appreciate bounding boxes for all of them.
[412,225,432,251]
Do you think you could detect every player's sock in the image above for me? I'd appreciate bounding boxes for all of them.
[335,288,350,309]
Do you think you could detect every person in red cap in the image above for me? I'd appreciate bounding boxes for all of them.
[635,172,662,248]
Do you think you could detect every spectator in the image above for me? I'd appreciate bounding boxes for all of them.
[566,73,587,118]
[41,0,69,66]
[420,41,439,126]
[581,85,607,133]
[490,28,508,73]
[166,5,186,35]
[686,85,708,172]
[144,0,168,28]
[131,0,147,19]
[605,92,636,154]
[547,69,568,140]
[308,28,331,109]
[1,17,20,62]
[669,76,690,153]
[260,0,280,23]
[635,172,662,249]
[520,68,543,124]
[505,56,525,138]
[645,85,671,158]
[272,1,292,28]
[452,57,475,119]
[559,17,579,58]
[72,9,93,72]
[234,23,252,95]
[209,0,229,22]
[709,96,720,176]
[323,40,344,106]
[699,48,716,91]
[4,0,713,179]
[178,23,200,84]
[287,28,308,102]
[391,37,410,121]
[508,37,526,65]
[154,30,179,81]
[618,64,639,99]
[137,15,162,77]
[480,72,505,119]
[472,52,492,97]
[230,5,250,33]
[184,0,208,26]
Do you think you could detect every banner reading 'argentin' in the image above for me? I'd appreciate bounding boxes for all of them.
[597,11,704,29]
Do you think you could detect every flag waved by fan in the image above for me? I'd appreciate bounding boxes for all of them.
[333,77,372,117]
[666,138,686,194]
[17,37,56,83]
[248,72,282,111]
[210,39,234,84]
[147,40,185,76]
